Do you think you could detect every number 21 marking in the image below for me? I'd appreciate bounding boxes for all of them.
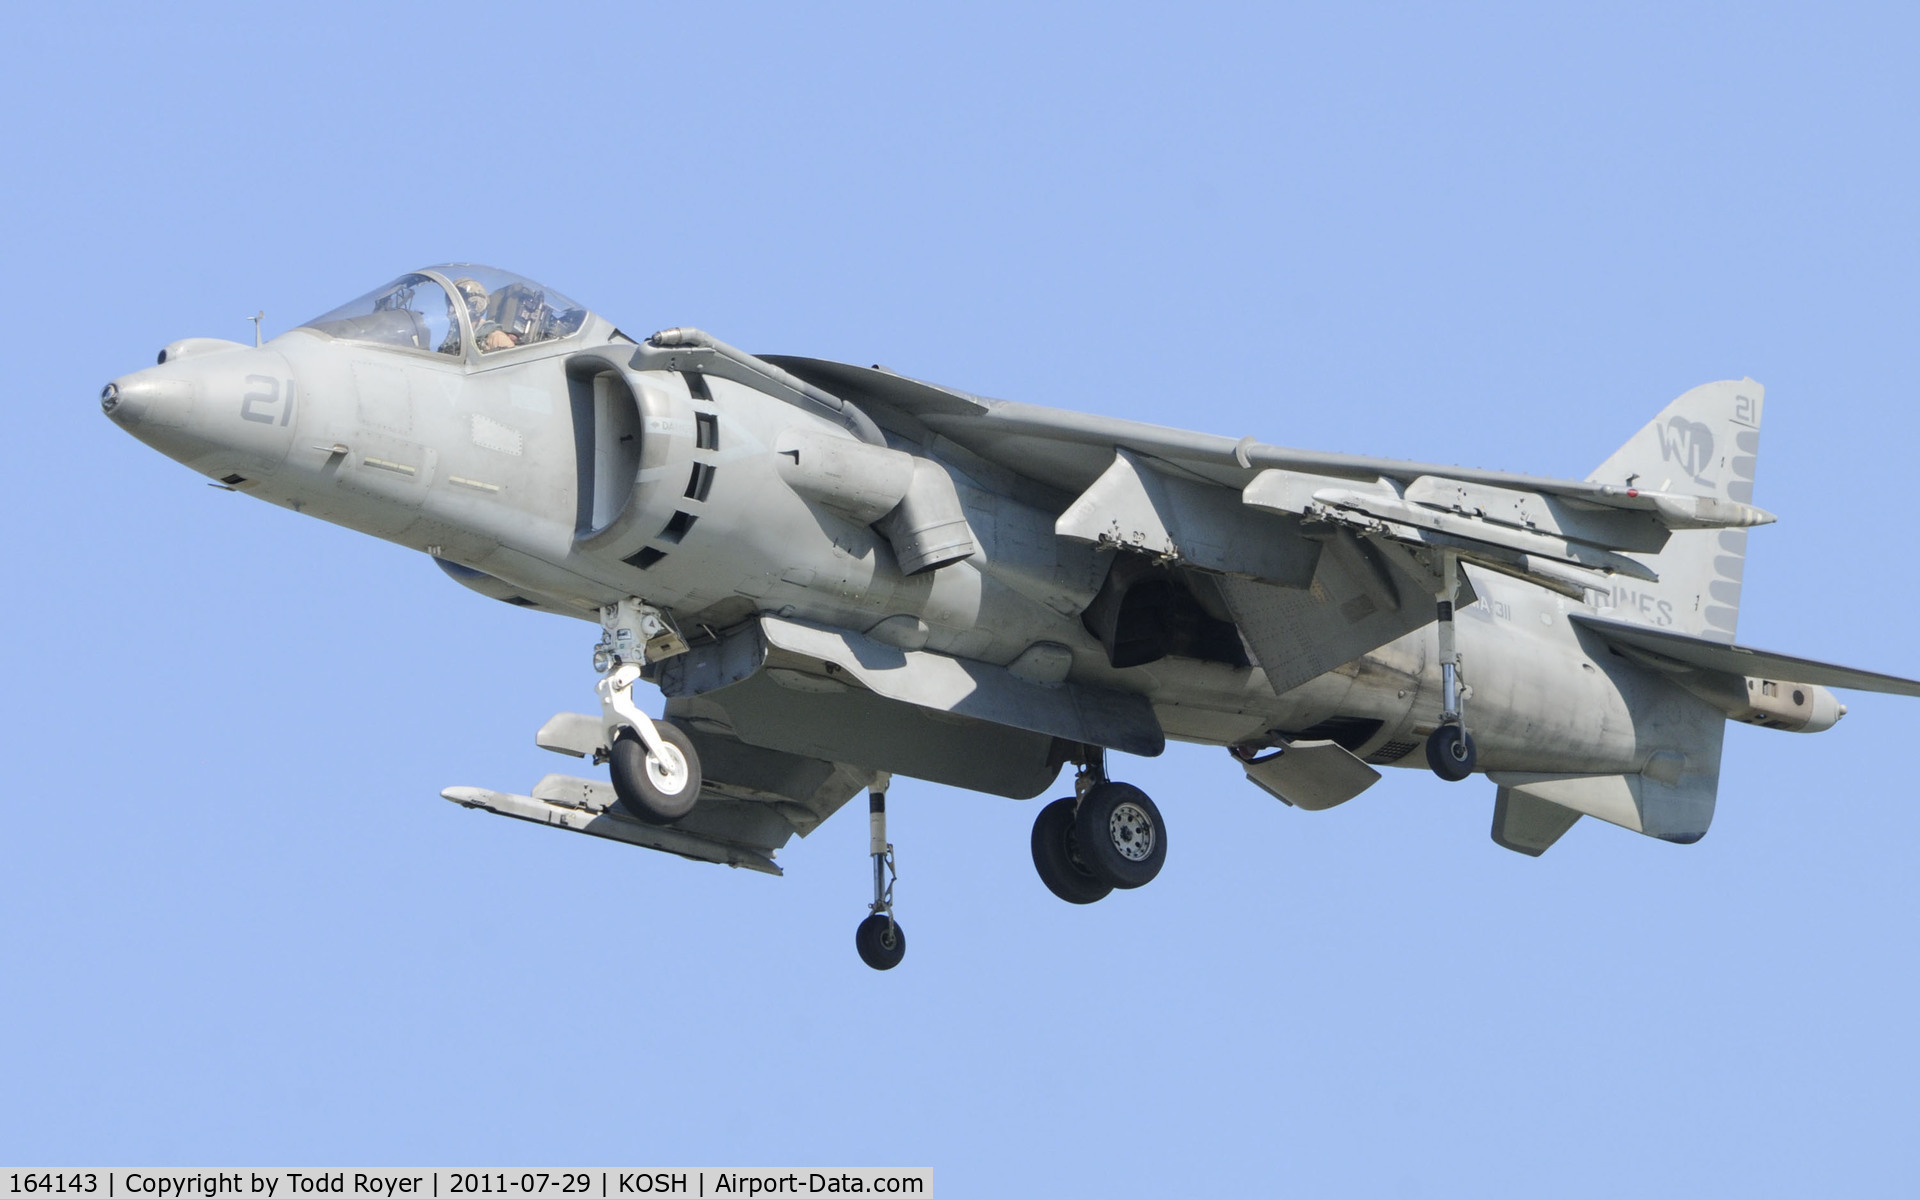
[241,375,296,427]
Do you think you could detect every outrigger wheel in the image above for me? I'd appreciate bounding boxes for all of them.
[608,722,703,824]
[1425,723,1476,782]
[855,913,906,971]
[1424,551,1477,783]
[857,786,906,970]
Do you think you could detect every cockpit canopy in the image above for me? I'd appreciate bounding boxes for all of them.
[299,265,589,357]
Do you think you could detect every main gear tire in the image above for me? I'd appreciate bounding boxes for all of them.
[1071,782,1166,890]
[1030,797,1113,904]
[609,722,703,824]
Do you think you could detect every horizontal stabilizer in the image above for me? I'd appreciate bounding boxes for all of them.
[1573,614,1920,696]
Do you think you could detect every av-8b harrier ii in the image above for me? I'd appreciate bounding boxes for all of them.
[102,265,1920,968]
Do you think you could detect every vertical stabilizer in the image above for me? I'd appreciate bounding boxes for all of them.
[1587,379,1763,644]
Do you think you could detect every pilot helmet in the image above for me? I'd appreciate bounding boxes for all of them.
[452,277,488,323]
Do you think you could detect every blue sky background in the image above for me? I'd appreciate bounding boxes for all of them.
[4,3,1917,1195]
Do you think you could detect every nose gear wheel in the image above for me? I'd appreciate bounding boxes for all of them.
[608,723,702,824]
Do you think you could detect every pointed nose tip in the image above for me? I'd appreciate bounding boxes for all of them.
[100,372,194,432]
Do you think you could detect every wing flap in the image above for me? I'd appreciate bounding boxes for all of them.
[1217,530,1459,696]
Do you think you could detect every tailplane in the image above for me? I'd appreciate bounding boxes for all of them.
[1587,379,1764,644]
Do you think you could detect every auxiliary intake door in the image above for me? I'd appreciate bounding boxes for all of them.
[566,354,696,557]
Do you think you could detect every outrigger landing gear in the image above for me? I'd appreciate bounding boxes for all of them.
[855,782,905,971]
[1425,553,1477,782]
[594,597,704,824]
[1030,748,1167,903]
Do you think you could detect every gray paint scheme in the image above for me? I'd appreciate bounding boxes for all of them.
[101,266,1920,871]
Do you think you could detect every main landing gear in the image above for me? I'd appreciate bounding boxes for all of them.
[1425,553,1477,782]
[595,598,704,824]
[1030,749,1167,904]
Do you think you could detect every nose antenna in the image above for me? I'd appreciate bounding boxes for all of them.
[249,310,264,347]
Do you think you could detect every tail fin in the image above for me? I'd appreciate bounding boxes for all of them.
[1587,379,1764,644]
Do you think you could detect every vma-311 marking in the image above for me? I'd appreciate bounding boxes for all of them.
[102,265,1920,969]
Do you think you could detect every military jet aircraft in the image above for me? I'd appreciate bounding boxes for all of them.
[102,264,1920,969]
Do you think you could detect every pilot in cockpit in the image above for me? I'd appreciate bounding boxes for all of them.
[453,277,489,325]
[442,277,484,354]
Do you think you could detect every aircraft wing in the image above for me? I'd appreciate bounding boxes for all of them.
[1571,614,1920,695]
[769,359,1769,510]
[768,358,1773,603]
[767,359,1779,695]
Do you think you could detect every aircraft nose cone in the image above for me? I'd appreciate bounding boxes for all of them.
[103,345,298,476]
[100,372,196,433]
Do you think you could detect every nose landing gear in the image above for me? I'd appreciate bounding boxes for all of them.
[595,598,704,823]
[1029,749,1167,903]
